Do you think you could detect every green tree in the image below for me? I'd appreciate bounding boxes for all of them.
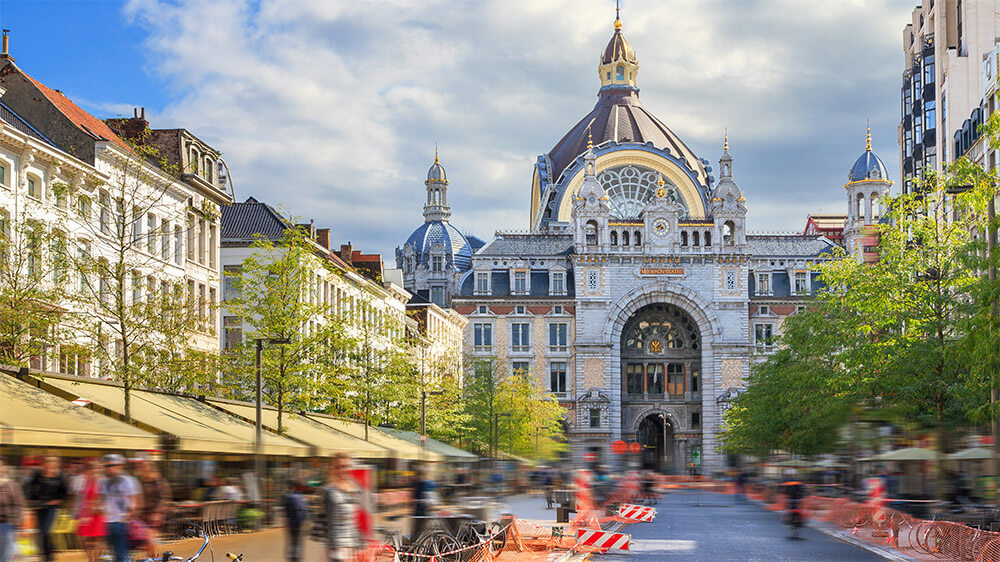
[0,202,66,367]
[462,357,566,460]
[223,225,353,434]
[66,141,200,422]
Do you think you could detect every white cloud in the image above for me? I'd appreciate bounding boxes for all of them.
[124,0,914,258]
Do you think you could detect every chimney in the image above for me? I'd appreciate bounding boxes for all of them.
[316,228,330,250]
[340,243,353,264]
[1,30,13,62]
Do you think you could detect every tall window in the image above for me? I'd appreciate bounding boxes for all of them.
[26,177,38,199]
[626,364,644,395]
[187,213,196,260]
[550,362,567,393]
[208,224,217,268]
[51,232,67,284]
[925,100,936,131]
[511,361,530,379]
[511,322,531,352]
[794,271,809,294]
[431,255,443,272]
[615,65,624,81]
[174,226,183,265]
[589,408,601,429]
[430,286,444,306]
[161,221,170,259]
[0,165,6,187]
[646,364,664,395]
[585,221,598,245]
[147,214,157,254]
[551,271,565,295]
[223,316,242,350]
[513,270,528,294]
[755,324,775,353]
[473,322,493,353]
[475,271,490,294]
[198,218,206,264]
[77,240,91,292]
[667,363,685,395]
[756,272,771,295]
[548,323,568,351]
[132,271,142,304]
[99,190,110,234]
[223,266,241,301]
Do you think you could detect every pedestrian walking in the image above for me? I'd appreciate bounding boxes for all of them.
[0,458,24,562]
[100,454,142,562]
[281,479,308,562]
[135,459,170,559]
[321,453,360,562]
[26,456,68,562]
[73,459,106,562]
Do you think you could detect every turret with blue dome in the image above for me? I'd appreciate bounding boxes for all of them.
[843,127,893,258]
[396,150,485,307]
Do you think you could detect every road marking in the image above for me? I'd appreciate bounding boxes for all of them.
[628,539,697,553]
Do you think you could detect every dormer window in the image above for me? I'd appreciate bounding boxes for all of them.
[431,255,443,272]
[616,65,625,80]
[475,271,491,295]
[512,269,528,294]
[515,305,526,315]
[550,270,566,296]
[477,305,489,315]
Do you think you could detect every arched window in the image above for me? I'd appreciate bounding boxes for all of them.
[616,65,625,80]
[703,231,711,247]
[871,192,880,219]
[610,230,618,246]
[204,158,213,182]
[633,230,641,246]
[681,231,688,246]
[724,221,735,245]
[857,193,865,220]
[189,148,199,174]
[585,221,598,246]
[692,231,700,246]
[622,231,630,246]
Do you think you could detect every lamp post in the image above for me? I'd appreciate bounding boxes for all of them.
[421,389,443,454]
[255,336,290,503]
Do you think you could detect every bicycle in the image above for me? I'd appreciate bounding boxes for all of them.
[99,524,235,562]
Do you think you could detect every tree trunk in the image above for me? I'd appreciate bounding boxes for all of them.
[936,390,946,503]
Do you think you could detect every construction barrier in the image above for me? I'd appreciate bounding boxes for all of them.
[618,503,656,522]
[576,528,631,551]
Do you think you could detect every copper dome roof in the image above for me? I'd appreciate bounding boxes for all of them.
[602,26,636,65]
[545,88,706,185]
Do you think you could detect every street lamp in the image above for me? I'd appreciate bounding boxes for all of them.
[255,337,290,503]
[420,389,443,452]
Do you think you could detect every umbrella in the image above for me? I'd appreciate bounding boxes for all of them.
[947,447,993,461]
[813,459,849,468]
[876,447,937,461]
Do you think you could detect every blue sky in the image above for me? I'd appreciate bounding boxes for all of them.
[0,0,917,260]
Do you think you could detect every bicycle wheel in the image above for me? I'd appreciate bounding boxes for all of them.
[417,530,462,562]
[490,521,508,551]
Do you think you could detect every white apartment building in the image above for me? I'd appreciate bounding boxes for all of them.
[0,41,232,377]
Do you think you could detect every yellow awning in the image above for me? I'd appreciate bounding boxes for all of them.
[305,413,445,462]
[207,400,391,459]
[0,373,158,451]
[40,376,310,457]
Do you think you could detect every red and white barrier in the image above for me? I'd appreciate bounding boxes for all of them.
[576,528,631,551]
[618,503,656,522]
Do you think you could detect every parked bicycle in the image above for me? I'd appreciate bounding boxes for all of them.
[99,524,225,562]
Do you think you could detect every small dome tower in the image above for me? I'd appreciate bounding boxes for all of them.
[424,147,451,221]
[844,127,892,258]
[598,4,639,89]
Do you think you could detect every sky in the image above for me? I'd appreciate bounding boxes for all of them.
[0,0,916,260]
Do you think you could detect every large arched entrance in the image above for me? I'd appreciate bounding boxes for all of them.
[621,303,702,473]
[637,413,673,471]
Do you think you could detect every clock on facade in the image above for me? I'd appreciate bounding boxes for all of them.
[652,218,669,237]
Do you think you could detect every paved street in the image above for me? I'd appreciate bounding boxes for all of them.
[594,491,884,561]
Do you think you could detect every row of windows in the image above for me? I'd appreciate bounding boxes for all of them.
[752,271,810,296]
[474,304,565,316]
[473,270,566,296]
[471,321,570,354]
[624,362,700,396]
[480,359,570,394]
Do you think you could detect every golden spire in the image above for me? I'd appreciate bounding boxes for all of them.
[587,126,593,149]
[865,121,872,151]
[657,174,665,186]
[614,0,622,30]
[434,143,439,163]
[724,127,729,151]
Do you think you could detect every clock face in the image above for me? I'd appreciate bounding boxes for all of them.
[652,218,669,237]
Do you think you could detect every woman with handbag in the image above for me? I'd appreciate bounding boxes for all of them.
[73,459,106,562]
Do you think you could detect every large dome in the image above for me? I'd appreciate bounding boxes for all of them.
[403,220,474,271]
[545,88,707,185]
